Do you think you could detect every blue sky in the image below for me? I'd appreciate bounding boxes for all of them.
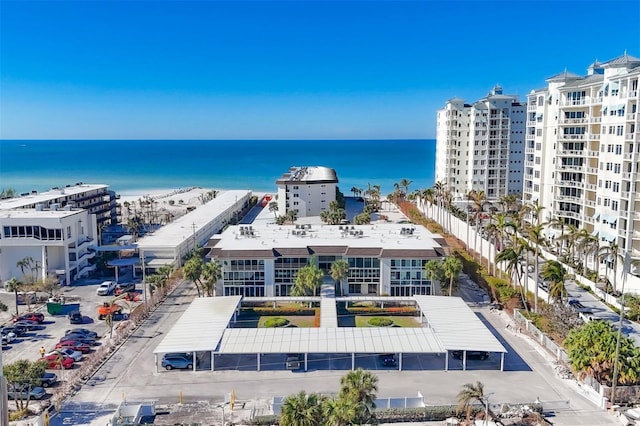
[1,0,639,140]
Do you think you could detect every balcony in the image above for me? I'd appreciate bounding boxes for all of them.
[586,167,598,174]
[557,181,585,189]
[591,117,602,123]
[624,153,634,160]
[561,99,587,107]
[558,164,584,171]
[560,118,588,124]
[585,183,597,191]
[559,134,586,141]
[588,133,600,140]
[558,149,585,156]
[628,113,637,120]
[557,211,580,219]
[587,151,600,157]
[556,194,582,203]
[625,133,639,141]
[622,172,632,180]
[621,191,630,199]
[584,199,596,207]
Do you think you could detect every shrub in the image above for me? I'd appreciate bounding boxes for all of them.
[263,317,289,327]
[253,307,315,315]
[368,317,394,327]
[346,306,416,316]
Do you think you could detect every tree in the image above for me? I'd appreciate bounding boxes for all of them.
[5,277,23,316]
[202,259,222,297]
[292,260,323,296]
[400,178,413,199]
[3,359,46,412]
[339,368,378,424]
[469,190,487,261]
[599,242,621,293]
[16,256,36,283]
[527,200,546,313]
[424,259,445,292]
[324,396,359,426]
[36,275,60,298]
[269,201,279,219]
[183,256,204,297]
[330,259,349,296]
[495,237,530,311]
[442,256,462,296]
[457,381,487,423]
[564,320,640,386]
[541,260,567,303]
[280,391,325,426]
[286,209,298,224]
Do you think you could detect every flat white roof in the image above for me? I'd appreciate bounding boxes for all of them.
[210,223,445,253]
[414,295,506,353]
[153,295,506,356]
[0,209,84,219]
[320,298,338,328]
[0,184,109,210]
[138,190,251,249]
[153,296,241,354]
[218,327,442,354]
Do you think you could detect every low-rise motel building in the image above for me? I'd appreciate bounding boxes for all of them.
[206,223,449,297]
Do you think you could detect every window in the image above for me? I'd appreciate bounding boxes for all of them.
[612,201,618,211]
[614,164,621,173]
[613,182,620,192]
[616,145,623,155]
[617,126,624,136]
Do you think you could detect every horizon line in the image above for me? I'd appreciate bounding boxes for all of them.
[0,137,436,142]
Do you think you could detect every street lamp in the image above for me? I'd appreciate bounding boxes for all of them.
[482,392,495,426]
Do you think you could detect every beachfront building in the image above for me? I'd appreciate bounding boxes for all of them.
[275,166,339,218]
[0,207,97,285]
[206,223,448,297]
[435,86,526,203]
[0,183,117,226]
[523,52,640,291]
[137,190,252,269]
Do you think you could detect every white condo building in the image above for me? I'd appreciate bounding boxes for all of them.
[275,166,338,218]
[524,53,640,290]
[435,86,526,203]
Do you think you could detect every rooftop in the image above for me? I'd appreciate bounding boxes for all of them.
[208,223,447,258]
[0,183,109,210]
[275,166,338,185]
[0,208,85,219]
[137,190,251,249]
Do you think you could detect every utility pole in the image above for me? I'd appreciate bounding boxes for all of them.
[0,346,8,426]
[140,250,147,304]
[610,252,629,408]
[192,222,197,253]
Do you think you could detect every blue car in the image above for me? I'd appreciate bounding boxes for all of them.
[161,353,196,370]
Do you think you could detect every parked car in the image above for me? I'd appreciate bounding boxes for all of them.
[379,353,397,366]
[36,372,58,388]
[39,355,74,370]
[1,325,27,336]
[96,281,116,296]
[13,320,39,330]
[65,328,98,339]
[7,383,47,400]
[1,331,17,344]
[451,350,490,360]
[285,353,302,370]
[161,353,197,370]
[13,312,45,323]
[68,311,84,324]
[55,340,92,354]
[114,282,136,295]
[60,333,97,345]
[46,348,83,362]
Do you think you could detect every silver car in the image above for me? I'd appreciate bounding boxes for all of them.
[46,348,83,362]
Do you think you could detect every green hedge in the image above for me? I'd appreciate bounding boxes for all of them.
[263,317,289,327]
[252,307,315,315]
[368,317,394,327]
[346,307,416,316]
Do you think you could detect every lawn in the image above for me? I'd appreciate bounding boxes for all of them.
[354,315,421,328]
[258,315,316,328]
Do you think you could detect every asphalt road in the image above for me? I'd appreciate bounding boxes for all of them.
[47,277,619,426]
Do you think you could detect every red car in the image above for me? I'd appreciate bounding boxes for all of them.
[55,340,92,354]
[39,355,74,370]
[14,312,45,324]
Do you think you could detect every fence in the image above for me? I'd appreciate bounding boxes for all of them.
[513,310,569,363]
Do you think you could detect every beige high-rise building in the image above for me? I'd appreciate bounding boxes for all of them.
[435,86,526,203]
[524,53,640,291]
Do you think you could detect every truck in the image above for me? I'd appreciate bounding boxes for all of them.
[98,302,123,320]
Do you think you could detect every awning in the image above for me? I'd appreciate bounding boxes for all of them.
[602,107,608,115]
[613,104,625,111]
[601,214,617,224]
[600,230,617,243]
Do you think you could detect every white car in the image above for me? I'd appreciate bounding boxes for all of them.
[1,331,17,344]
[46,348,83,362]
[96,281,116,296]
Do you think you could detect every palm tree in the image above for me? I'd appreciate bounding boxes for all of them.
[484,221,500,276]
[434,181,445,229]
[526,200,546,313]
[457,381,487,423]
[442,256,462,296]
[292,261,323,296]
[280,391,324,426]
[400,178,412,200]
[541,260,568,303]
[16,256,35,281]
[598,241,620,292]
[495,237,530,312]
[182,256,203,297]
[330,259,349,296]
[202,259,222,297]
[470,190,487,262]
[422,188,435,219]
[339,368,378,424]
[5,277,23,316]
[465,190,474,252]
[324,396,358,426]
[546,217,565,253]
[268,201,279,218]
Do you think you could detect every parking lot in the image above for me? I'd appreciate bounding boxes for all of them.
[0,275,145,399]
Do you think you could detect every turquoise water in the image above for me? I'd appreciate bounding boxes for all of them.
[0,139,436,195]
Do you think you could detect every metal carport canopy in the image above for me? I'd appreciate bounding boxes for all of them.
[153,296,242,354]
[414,295,506,354]
[217,327,444,354]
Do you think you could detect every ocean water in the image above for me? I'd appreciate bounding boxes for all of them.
[0,140,436,196]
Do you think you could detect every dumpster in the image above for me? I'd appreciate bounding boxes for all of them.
[46,297,80,316]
